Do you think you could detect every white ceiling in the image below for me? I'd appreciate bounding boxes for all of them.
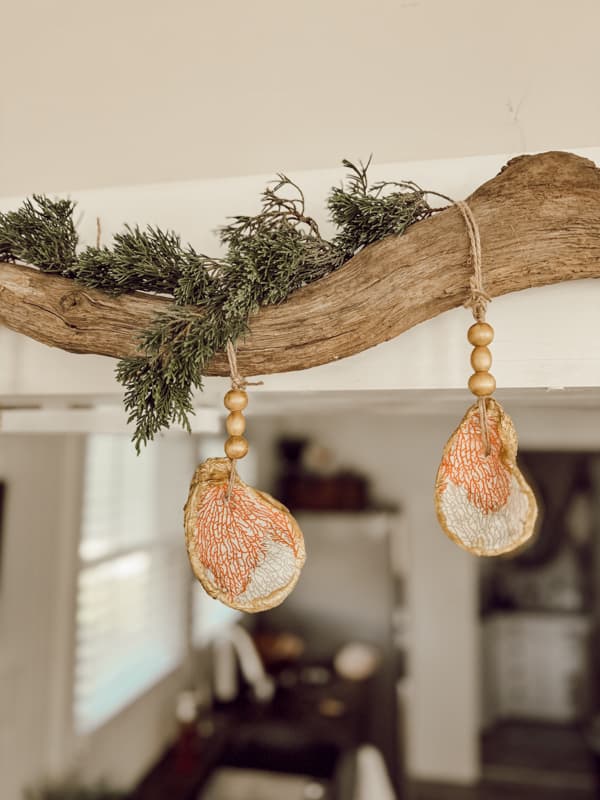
[1,0,599,196]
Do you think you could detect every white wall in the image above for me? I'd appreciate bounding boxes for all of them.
[1,1,600,196]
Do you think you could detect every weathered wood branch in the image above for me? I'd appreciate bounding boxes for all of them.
[1,151,599,376]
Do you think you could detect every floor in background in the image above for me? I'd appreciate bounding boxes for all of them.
[412,780,593,799]
[411,721,598,800]
[481,720,595,794]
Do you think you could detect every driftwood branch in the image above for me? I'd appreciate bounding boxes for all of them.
[1,151,599,376]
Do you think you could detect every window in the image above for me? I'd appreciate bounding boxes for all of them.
[74,435,187,734]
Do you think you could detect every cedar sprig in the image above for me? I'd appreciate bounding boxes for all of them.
[217,175,340,319]
[329,158,433,260]
[74,225,215,297]
[0,195,78,274]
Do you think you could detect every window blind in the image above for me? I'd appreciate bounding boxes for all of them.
[74,435,186,734]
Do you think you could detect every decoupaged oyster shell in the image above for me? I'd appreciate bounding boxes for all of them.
[435,399,537,556]
[184,458,306,612]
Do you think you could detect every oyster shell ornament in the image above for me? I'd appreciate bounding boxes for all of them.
[185,345,305,612]
[435,201,537,556]
[185,457,305,612]
[435,398,537,556]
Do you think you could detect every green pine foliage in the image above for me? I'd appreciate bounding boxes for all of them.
[0,195,78,274]
[75,226,209,296]
[0,160,436,450]
[329,158,433,260]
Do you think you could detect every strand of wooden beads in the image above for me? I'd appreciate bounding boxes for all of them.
[224,340,262,499]
[468,321,495,397]
[467,321,495,456]
[224,387,249,462]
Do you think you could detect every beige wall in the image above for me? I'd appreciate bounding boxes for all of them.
[2,0,600,196]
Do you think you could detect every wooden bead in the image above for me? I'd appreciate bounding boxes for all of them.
[467,322,494,346]
[470,346,492,372]
[224,389,248,411]
[226,411,246,436]
[225,435,249,460]
[468,371,496,397]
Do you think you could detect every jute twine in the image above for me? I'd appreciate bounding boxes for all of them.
[225,340,262,499]
[454,200,492,456]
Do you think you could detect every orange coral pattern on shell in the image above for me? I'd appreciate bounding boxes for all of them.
[194,482,299,599]
[438,410,511,514]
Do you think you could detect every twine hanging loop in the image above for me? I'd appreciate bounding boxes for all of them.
[454,200,492,456]
[455,200,491,323]
[225,340,263,391]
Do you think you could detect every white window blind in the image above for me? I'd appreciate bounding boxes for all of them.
[74,435,186,734]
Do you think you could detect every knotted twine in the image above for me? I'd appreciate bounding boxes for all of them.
[225,340,263,500]
[454,200,492,456]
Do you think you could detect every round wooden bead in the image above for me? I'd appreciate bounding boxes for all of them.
[225,435,249,460]
[226,411,246,436]
[470,346,492,372]
[467,322,494,347]
[224,389,248,411]
[468,371,496,397]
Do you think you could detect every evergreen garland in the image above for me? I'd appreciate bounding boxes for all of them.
[0,160,438,450]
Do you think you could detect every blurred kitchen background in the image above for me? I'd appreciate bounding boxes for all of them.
[3,400,600,800]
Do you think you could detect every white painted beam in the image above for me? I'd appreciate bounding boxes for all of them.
[0,407,221,435]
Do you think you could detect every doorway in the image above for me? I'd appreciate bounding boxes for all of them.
[479,452,600,795]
